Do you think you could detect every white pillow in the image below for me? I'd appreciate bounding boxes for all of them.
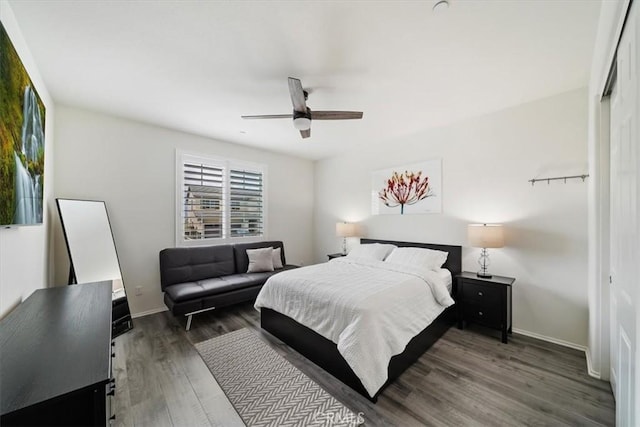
[346,243,397,261]
[385,247,448,271]
[247,247,275,273]
[272,247,283,269]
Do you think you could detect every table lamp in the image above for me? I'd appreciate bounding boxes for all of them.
[336,222,357,255]
[468,223,504,278]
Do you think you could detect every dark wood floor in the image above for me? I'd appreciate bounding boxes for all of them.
[113,303,615,426]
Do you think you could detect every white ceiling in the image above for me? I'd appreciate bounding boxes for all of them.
[8,0,601,160]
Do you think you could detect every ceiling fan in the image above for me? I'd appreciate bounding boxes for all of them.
[241,77,363,139]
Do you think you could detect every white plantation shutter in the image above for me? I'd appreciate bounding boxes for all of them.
[229,168,264,237]
[178,153,266,244]
[182,161,225,240]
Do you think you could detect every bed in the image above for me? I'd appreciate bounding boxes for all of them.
[256,238,462,402]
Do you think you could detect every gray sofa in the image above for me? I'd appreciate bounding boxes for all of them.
[159,240,296,330]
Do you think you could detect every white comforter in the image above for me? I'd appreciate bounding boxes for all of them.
[254,257,455,397]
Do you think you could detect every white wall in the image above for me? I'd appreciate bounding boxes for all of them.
[53,106,314,316]
[0,1,55,318]
[315,88,589,347]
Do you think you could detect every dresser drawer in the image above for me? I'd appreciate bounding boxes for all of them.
[461,281,501,304]
[463,300,501,327]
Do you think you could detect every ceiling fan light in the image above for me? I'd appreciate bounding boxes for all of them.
[293,117,311,131]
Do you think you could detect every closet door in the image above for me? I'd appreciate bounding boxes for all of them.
[609,2,639,425]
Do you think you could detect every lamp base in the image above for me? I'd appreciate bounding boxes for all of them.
[477,248,492,279]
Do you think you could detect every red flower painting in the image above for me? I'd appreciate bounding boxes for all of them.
[378,170,433,214]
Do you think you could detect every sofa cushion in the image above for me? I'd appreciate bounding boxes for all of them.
[243,264,298,283]
[164,267,297,303]
[159,245,235,290]
[165,273,269,303]
[199,274,265,294]
[165,277,244,303]
[239,271,278,286]
[233,241,286,274]
[164,281,210,302]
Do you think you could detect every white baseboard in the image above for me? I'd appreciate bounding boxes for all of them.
[512,328,586,352]
[610,368,617,400]
[585,348,601,379]
[512,328,600,379]
[132,306,168,319]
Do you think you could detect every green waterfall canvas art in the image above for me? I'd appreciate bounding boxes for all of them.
[0,21,46,226]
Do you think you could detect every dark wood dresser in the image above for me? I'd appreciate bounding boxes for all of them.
[0,282,115,426]
[456,272,515,343]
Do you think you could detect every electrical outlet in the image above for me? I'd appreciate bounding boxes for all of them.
[135,286,143,296]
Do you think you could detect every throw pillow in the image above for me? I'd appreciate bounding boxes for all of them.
[346,243,397,261]
[247,247,275,273]
[272,247,284,269]
[385,247,448,271]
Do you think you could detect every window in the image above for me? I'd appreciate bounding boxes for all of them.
[177,152,266,244]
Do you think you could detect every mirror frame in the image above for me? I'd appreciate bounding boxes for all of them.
[56,198,133,337]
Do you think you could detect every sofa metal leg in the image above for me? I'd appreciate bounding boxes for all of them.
[184,306,216,332]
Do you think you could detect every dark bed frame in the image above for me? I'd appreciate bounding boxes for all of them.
[261,238,462,402]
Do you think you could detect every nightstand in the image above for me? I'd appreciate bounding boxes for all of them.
[327,252,346,260]
[456,272,515,343]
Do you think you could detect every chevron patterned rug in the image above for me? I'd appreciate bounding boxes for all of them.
[195,328,361,427]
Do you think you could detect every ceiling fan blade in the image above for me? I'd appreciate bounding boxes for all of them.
[310,111,363,120]
[288,77,307,112]
[300,128,311,139]
[241,114,293,119]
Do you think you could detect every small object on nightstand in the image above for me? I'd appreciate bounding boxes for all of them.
[327,253,346,260]
[456,271,515,343]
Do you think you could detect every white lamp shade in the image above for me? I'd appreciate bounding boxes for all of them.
[468,224,504,248]
[336,222,357,238]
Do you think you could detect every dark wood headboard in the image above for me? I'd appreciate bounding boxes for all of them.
[360,238,462,277]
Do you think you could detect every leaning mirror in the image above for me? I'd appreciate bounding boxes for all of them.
[56,198,133,337]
